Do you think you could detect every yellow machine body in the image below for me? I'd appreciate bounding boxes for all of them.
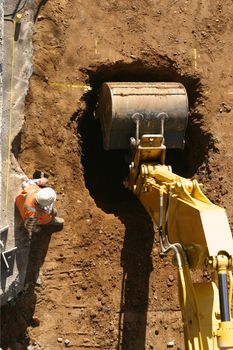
[130,162,233,268]
[97,81,233,350]
[126,135,233,350]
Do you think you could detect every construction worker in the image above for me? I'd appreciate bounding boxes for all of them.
[15,177,64,235]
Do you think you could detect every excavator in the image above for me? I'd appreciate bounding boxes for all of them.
[96,82,233,349]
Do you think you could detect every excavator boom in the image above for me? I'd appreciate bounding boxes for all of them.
[126,134,233,349]
[97,82,233,349]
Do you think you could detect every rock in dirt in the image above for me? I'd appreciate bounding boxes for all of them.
[90,310,97,318]
[76,293,82,300]
[81,283,88,290]
[64,339,70,346]
[168,275,174,282]
[224,105,232,112]
[167,340,175,347]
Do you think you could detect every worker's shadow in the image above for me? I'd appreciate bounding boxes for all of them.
[79,100,155,350]
[14,205,61,286]
[0,208,62,350]
[24,225,59,283]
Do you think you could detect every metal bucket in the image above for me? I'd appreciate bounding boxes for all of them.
[96,82,189,150]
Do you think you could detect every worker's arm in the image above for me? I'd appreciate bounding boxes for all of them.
[22,177,48,189]
[24,217,41,234]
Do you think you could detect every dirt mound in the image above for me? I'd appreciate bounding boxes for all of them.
[2,0,233,349]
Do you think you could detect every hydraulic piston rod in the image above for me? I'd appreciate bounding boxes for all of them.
[218,272,231,322]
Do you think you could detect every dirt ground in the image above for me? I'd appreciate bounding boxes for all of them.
[2,0,233,349]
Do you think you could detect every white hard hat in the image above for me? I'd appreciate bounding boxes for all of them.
[35,187,56,207]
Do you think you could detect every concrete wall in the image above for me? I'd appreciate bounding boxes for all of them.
[0,2,3,224]
[0,0,35,305]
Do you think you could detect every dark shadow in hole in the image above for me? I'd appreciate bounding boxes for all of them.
[183,112,218,178]
[12,131,22,160]
[82,60,217,178]
[78,90,154,350]
[78,60,217,349]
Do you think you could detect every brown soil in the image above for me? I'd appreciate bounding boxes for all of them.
[2,0,233,349]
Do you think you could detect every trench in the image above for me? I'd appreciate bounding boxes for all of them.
[77,60,217,349]
[79,60,216,209]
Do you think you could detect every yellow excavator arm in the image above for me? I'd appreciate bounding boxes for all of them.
[97,82,233,349]
[125,134,233,350]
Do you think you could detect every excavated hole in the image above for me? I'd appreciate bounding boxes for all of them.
[77,61,218,348]
[78,60,216,210]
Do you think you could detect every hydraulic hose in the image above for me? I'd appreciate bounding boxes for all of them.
[4,0,27,18]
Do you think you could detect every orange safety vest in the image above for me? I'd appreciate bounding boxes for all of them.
[15,184,53,225]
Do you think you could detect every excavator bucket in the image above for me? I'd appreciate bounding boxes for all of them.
[96,82,189,150]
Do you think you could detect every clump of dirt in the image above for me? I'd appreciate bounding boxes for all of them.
[2,0,233,349]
